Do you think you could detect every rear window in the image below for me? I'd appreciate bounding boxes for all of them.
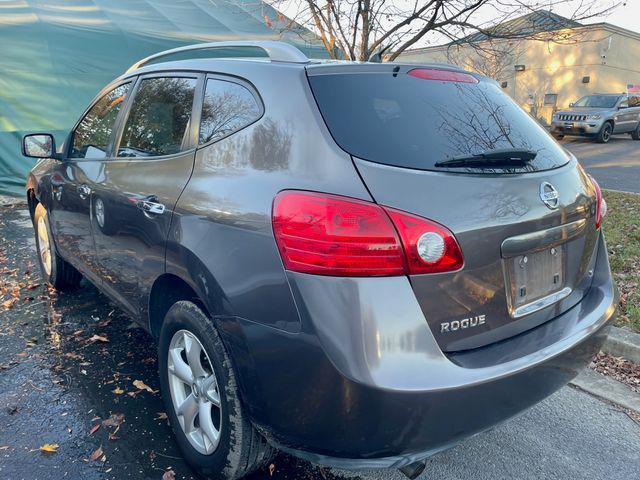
[308,70,570,172]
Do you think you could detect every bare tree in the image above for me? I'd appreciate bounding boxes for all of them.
[258,0,621,61]
[444,39,524,79]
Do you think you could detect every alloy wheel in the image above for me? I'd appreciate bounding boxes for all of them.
[37,215,52,276]
[167,329,222,455]
[602,124,612,142]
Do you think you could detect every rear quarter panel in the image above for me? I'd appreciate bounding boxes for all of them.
[166,62,371,333]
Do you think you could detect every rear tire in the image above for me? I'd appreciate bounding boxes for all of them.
[33,203,82,290]
[631,123,640,140]
[596,122,613,143]
[158,301,274,479]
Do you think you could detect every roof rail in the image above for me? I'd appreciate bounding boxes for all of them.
[126,40,309,73]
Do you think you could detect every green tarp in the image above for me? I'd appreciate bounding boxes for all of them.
[0,0,325,196]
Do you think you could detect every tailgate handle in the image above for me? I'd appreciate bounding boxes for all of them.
[501,219,587,258]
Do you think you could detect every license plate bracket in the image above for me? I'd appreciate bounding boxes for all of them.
[504,244,570,318]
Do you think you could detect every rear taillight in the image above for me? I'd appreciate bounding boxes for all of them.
[384,208,464,274]
[588,175,607,229]
[272,191,464,277]
[408,68,478,84]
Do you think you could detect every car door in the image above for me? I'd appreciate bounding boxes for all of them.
[88,73,202,317]
[613,96,634,132]
[47,82,132,281]
[628,94,640,129]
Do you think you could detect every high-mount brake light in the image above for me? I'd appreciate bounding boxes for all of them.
[588,175,607,229]
[272,191,464,277]
[407,68,478,84]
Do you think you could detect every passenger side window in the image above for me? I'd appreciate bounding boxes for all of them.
[118,77,197,157]
[199,78,262,144]
[70,83,130,159]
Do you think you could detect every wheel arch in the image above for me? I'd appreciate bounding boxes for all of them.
[148,273,211,338]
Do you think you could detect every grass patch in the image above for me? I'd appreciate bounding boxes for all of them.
[602,190,640,333]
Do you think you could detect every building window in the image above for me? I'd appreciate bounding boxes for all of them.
[582,76,591,84]
[544,94,558,106]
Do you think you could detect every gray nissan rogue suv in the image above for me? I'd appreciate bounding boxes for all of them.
[23,41,617,479]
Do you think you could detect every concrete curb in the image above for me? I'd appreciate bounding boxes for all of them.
[602,326,640,364]
[570,368,640,414]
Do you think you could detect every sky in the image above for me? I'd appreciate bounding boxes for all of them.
[573,1,640,32]
[276,0,640,48]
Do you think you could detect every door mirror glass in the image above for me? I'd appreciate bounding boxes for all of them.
[22,134,55,158]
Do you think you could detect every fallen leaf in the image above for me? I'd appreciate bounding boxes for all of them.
[0,446,10,450]
[133,379,157,394]
[2,298,18,309]
[155,412,168,421]
[88,334,108,343]
[102,413,125,428]
[112,387,124,395]
[39,443,59,454]
[162,469,176,480]
[89,446,103,461]
[89,424,101,436]
[269,463,276,476]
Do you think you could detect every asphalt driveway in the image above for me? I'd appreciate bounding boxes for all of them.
[1,204,639,480]
[562,136,640,193]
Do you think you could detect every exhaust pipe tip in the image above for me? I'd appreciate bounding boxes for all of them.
[399,460,426,479]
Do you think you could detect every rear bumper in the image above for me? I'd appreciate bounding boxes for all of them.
[216,233,617,469]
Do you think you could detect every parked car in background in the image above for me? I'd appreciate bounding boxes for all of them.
[551,93,640,143]
[23,41,617,480]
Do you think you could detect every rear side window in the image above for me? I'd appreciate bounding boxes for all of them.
[118,77,197,157]
[199,78,262,144]
[70,83,130,159]
[308,70,570,172]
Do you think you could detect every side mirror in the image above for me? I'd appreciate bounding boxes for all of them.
[22,133,58,159]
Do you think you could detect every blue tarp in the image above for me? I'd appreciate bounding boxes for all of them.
[0,0,325,196]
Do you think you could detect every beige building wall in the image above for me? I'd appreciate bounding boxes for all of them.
[399,24,640,125]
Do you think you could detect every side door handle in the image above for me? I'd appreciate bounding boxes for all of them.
[137,196,166,215]
[77,184,91,199]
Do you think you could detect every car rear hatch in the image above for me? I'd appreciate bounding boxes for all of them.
[306,63,601,352]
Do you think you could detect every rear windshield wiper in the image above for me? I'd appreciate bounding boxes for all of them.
[434,148,537,168]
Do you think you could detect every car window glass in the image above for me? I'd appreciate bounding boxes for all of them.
[308,71,570,172]
[70,83,130,159]
[118,77,197,157]
[199,79,262,144]
[619,99,629,108]
[573,95,619,108]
